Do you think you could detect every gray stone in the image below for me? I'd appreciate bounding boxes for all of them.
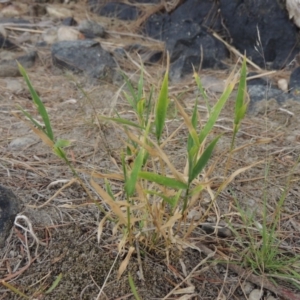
[0,51,37,77]
[8,136,37,150]
[78,20,106,38]
[0,185,22,247]
[51,40,117,81]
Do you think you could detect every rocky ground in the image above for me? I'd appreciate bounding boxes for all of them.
[0,1,300,299]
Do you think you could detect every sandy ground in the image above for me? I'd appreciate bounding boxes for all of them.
[0,1,300,299]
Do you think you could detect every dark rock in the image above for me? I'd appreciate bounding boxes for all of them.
[248,85,288,108]
[145,0,223,38]
[113,47,127,59]
[0,35,18,50]
[51,40,117,81]
[0,185,22,248]
[144,0,227,80]
[170,0,222,31]
[0,51,37,77]
[62,17,78,26]
[289,67,300,97]
[89,1,140,21]
[36,41,48,47]
[247,72,269,86]
[78,20,106,38]
[126,44,162,64]
[219,0,300,69]
[168,25,227,81]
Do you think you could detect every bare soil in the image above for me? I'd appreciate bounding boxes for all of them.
[1,1,300,299]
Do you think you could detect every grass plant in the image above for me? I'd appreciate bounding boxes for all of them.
[16,56,300,295]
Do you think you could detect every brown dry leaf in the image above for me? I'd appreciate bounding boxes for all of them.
[85,170,123,181]
[12,111,54,148]
[30,126,54,148]
[117,246,135,279]
[97,215,109,244]
[161,212,182,229]
[219,160,264,191]
[91,179,127,225]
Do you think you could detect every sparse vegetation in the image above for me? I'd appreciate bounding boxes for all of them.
[9,56,300,299]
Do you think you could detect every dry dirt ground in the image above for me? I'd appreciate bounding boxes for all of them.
[1,1,300,300]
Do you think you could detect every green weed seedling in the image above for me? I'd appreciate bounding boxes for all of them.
[94,57,247,258]
[18,63,75,176]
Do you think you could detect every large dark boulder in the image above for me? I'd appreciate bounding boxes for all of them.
[219,0,300,69]
[145,0,228,80]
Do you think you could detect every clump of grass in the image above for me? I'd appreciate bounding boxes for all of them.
[91,57,249,273]
[17,57,300,291]
[229,159,300,288]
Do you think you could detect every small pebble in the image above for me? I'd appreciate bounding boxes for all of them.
[249,289,263,300]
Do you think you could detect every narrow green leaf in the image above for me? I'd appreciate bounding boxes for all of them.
[187,98,199,153]
[18,105,45,132]
[128,273,141,300]
[146,190,181,208]
[190,135,221,183]
[122,72,137,109]
[198,83,234,144]
[125,150,144,197]
[234,56,247,125]
[105,178,115,201]
[121,152,127,182]
[18,63,54,141]
[155,69,169,142]
[1,281,29,299]
[123,91,135,109]
[194,71,210,113]
[53,146,67,160]
[139,171,188,189]
[45,273,63,294]
[55,139,71,148]
[137,69,144,104]
[137,98,145,123]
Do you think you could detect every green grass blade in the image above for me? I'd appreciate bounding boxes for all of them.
[234,56,247,125]
[198,83,234,144]
[18,63,54,141]
[55,139,70,148]
[45,273,63,294]
[125,150,145,197]
[155,68,169,143]
[18,105,46,132]
[189,135,221,183]
[105,178,115,201]
[128,273,141,300]
[137,69,144,104]
[1,281,29,299]
[122,72,138,109]
[187,99,198,151]
[146,190,181,208]
[123,91,136,109]
[194,71,210,113]
[139,171,188,189]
